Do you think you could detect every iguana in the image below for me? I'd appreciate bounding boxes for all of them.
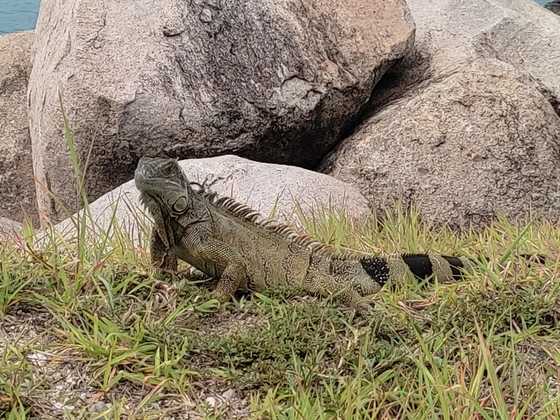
[133,157,484,310]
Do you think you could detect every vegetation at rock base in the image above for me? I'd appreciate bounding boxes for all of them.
[0,203,559,418]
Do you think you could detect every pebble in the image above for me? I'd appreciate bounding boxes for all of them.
[27,351,48,367]
[90,401,110,413]
[222,389,236,400]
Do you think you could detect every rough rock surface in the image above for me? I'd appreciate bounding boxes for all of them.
[0,32,38,225]
[322,60,560,229]
[0,217,22,242]
[371,0,560,113]
[28,0,414,222]
[52,155,371,244]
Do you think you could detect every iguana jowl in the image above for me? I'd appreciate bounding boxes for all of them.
[135,157,473,309]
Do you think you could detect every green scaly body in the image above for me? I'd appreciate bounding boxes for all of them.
[135,157,474,310]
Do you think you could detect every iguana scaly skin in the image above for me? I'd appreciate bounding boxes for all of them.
[135,157,474,310]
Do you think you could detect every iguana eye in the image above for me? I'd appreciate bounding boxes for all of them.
[173,197,188,213]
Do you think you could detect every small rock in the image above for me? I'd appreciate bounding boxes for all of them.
[199,8,213,22]
[222,389,236,400]
[205,396,218,408]
[27,351,48,367]
[52,401,75,412]
[89,401,110,413]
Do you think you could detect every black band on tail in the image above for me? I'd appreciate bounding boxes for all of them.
[441,256,464,280]
[360,257,390,286]
[360,253,545,289]
[402,254,434,280]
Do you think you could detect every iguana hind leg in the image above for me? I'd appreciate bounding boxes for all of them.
[213,262,248,303]
[304,270,373,314]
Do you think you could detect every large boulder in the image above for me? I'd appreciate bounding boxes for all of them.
[0,32,38,225]
[51,155,371,244]
[28,0,414,223]
[322,60,560,228]
[371,0,560,112]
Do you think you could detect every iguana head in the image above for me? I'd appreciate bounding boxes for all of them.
[135,158,191,245]
[135,157,188,190]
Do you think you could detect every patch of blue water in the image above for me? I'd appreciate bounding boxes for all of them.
[0,0,553,36]
[0,0,41,35]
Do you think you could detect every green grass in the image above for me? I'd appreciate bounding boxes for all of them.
[0,207,559,418]
[1,115,559,418]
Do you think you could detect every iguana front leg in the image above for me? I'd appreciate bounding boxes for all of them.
[180,235,248,303]
[150,233,210,281]
[150,227,177,273]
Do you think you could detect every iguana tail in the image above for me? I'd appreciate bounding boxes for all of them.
[358,253,545,289]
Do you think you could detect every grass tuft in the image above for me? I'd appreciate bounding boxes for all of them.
[0,207,558,418]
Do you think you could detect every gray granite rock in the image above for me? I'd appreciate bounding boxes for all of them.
[370,0,560,115]
[0,32,38,225]
[28,0,414,222]
[323,60,560,229]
